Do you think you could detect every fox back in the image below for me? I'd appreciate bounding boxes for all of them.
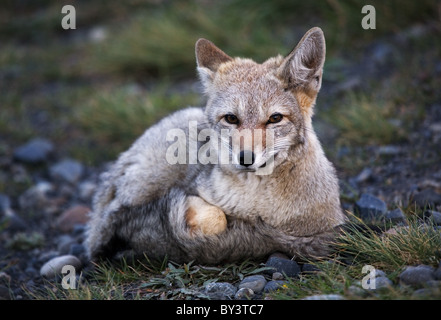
[85,27,347,264]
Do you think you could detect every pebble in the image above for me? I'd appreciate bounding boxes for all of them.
[302,294,345,300]
[13,138,54,164]
[204,282,237,300]
[423,210,441,226]
[234,287,254,300]
[385,208,407,224]
[50,158,84,184]
[354,193,387,221]
[413,189,441,209]
[399,265,436,288]
[264,254,301,278]
[238,275,267,294]
[55,205,90,233]
[40,255,82,278]
[0,285,11,300]
[263,280,286,293]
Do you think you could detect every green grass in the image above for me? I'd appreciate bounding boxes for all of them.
[323,93,405,147]
[31,215,441,300]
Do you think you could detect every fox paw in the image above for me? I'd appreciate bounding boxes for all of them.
[185,196,227,236]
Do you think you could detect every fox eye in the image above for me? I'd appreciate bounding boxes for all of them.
[267,113,283,124]
[224,114,239,125]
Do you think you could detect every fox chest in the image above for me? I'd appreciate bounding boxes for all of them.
[196,170,301,227]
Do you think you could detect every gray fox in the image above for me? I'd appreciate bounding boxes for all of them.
[85,27,347,263]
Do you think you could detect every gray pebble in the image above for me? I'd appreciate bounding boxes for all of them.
[385,208,407,224]
[399,265,436,288]
[265,255,300,278]
[13,138,54,164]
[355,193,387,221]
[204,282,237,300]
[263,280,286,293]
[234,287,254,300]
[238,275,267,293]
[50,158,84,184]
[302,294,345,300]
[40,255,82,278]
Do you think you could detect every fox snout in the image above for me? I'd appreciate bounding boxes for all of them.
[238,150,255,167]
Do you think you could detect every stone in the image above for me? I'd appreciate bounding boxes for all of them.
[69,243,86,258]
[272,272,284,280]
[55,205,90,233]
[385,208,407,224]
[354,193,387,221]
[399,265,436,288]
[301,263,321,274]
[263,280,286,293]
[302,294,345,300]
[40,255,82,278]
[355,167,373,184]
[204,282,237,300]
[50,159,84,184]
[0,285,11,300]
[423,210,441,226]
[234,287,254,300]
[13,138,54,163]
[238,275,267,294]
[413,189,441,209]
[264,254,301,278]
[372,276,393,291]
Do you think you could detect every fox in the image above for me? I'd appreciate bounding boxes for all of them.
[85,27,348,264]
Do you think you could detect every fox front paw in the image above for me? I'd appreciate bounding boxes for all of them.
[185,196,227,236]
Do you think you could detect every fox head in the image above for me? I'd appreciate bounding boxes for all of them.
[195,27,326,174]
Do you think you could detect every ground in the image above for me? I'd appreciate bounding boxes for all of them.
[0,1,441,300]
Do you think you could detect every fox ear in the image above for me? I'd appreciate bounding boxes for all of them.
[278,27,326,112]
[195,38,232,89]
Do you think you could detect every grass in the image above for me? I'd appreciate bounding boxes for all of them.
[30,214,441,300]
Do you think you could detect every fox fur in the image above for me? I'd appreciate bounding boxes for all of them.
[85,27,347,263]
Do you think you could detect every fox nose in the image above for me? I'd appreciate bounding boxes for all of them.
[238,150,255,167]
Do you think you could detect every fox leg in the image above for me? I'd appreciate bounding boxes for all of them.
[185,196,227,236]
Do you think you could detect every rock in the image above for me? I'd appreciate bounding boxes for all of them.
[263,280,286,293]
[13,138,54,163]
[50,159,84,184]
[238,275,267,294]
[301,263,321,274]
[78,181,97,201]
[264,254,301,278]
[18,181,54,212]
[355,167,373,184]
[272,272,284,280]
[0,193,11,215]
[377,145,402,156]
[69,243,86,258]
[399,265,436,288]
[385,208,407,224]
[55,205,90,233]
[423,210,441,226]
[40,255,82,278]
[0,285,11,300]
[413,189,441,209]
[302,294,345,300]
[434,261,441,280]
[57,235,76,255]
[234,287,254,300]
[354,193,387,222]
[0,214,27,232]
[372,276,393,291]
[204,282,237,300]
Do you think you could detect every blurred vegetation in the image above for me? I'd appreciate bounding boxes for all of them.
[0,0,440,165]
